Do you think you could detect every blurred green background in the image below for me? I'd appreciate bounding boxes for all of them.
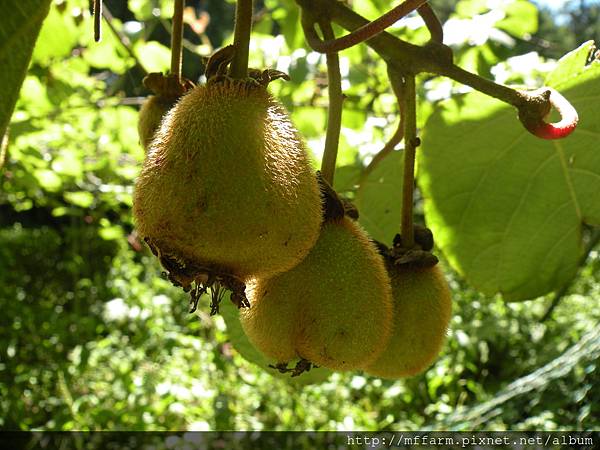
[1,0,599,431]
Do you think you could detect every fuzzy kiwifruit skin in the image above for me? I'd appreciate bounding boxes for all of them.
[240,218,393,371]
[133,80,322,279]
[220,294,332,385]
[364,265,451,379]
[138,95,175,151]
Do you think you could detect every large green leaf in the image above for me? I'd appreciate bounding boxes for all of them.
[355,150,404,244]
[0,0,52,139]
[419,43,600,301]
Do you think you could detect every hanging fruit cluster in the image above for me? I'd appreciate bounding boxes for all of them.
[125,0,577,381]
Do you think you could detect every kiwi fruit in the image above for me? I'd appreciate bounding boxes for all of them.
[364,264,451,379]
[133,77,322,284]
[219,293,332,385]
[138,95,174,150]
[137,73,194,152]
[240,217,393,372]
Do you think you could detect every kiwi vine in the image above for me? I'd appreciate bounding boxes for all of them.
[110,0,583,379]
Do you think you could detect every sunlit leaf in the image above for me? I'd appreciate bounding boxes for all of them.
[64,191,94,208]
[545,41,596,88]
[34,168,62,192]
[496,0,538,38]
[0,0,52,138]
[419,45,600,300]
[83,18,134,73]
[32,5,79,65]
[134,41,171,73]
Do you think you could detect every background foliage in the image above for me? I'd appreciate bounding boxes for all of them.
[1,0,599,432]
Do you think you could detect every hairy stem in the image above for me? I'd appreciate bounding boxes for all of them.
[401,74,417,248]
[170,0,185,79]
[230,0,253,79]
[319,21,344,185]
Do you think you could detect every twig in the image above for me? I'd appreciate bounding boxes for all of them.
[94,0,102,42]
[318,20,344,185]
[301,0,428,53]
[159,18,213,56]
[361,66,406,179]
[298,0,578,140]
[417,3,443,43]
[230,0,253,79]
[102,5,148,76]
[170,0,185,79]
[361,119,404,179]
[401,73,417,248]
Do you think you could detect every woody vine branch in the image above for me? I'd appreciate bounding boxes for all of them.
[295,0,578,140]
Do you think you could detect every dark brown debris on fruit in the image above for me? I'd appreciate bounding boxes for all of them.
[268,359,318,377]
[143,237,249,315]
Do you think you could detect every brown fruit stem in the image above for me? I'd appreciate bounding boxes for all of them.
[93,0,102,42]
[170,0,185,80]
[230,0,253,79]
[319,20,343,186]
[401,73,417,249]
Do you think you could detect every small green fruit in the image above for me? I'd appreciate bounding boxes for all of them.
[138,95,174,151]
[220,295,332,385]
[137,73,194,152]
[240,217,393,371]
[364,264,451,379]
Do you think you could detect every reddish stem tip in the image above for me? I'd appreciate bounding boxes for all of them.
[524,88,579,140]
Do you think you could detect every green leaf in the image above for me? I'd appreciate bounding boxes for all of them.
[83,19,134,73]
[134,41,171,73]
[355,149,404,244]
[0,0,52,139]
[34,169,62,192]
[64,191,94,208]
[545,41,596,88]
[292,107,327,138]
[496,0,538,38]
[31,5,79,65]
[419,54,600,301]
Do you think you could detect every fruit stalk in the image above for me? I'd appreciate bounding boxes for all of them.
[170,0,185,79]
[94,0,102,42]
[401,73,417,248]
[319,21,343,185]
[230,0,254,79]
